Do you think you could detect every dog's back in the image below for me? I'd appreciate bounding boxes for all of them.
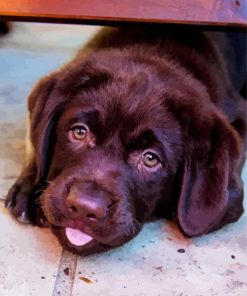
[79,27,246,145]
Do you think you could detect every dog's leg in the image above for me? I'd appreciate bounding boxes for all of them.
[5,116,46,226]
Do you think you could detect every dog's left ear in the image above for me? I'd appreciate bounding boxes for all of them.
[176,110,242,237]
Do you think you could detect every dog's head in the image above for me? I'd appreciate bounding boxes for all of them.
[28,48,241,254]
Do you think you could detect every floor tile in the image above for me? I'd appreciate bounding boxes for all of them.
[0,201,62,296]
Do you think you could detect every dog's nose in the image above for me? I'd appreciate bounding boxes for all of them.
[66,193,108,223]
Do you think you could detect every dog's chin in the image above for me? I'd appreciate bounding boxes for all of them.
[49,224,141,256]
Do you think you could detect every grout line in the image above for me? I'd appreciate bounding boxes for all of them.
[52,249,78,296]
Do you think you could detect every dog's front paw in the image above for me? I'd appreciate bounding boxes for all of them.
[5,175,49,227]
[5,160,37,224]
[5,180,31,224]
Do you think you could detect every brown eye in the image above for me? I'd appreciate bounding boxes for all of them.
[143,152,160,168]
[71,126,87,140]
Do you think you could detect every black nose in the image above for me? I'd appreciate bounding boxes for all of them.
[66,192,108,223]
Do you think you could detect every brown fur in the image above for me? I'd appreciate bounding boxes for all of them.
[5,27,246,255]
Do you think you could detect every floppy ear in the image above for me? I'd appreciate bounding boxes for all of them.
[177,112,242,237]
[28,71,63,183]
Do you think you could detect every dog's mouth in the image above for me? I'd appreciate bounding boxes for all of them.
[50,223,141,255]
[49,217,141,255]
[50,224,110,254]
[65,227,94,246]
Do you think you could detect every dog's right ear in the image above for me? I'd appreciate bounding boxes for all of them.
[5,71,62,223]
[27,72,63,183]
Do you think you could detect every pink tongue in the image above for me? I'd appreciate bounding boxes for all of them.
[65,227,93,246]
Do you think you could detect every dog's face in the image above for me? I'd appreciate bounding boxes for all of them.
[44,101,181,253]
[29,49,241,254]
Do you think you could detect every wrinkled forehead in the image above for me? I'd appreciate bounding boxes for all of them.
[57,76,172,128]
[56,50,165,104]
[55,54,181,144]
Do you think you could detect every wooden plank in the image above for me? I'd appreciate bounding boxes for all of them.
[0,0,246,27]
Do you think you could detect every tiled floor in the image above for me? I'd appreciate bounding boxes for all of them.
[0,23,246,296]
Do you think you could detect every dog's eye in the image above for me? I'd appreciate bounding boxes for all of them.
[143,152,160,168]
[71,125,88,141]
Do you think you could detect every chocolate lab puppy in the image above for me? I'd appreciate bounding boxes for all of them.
[5,28,246,255]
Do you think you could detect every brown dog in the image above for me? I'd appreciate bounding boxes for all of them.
[5,27,246,255]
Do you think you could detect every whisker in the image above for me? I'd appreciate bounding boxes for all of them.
[46,180,55,186]
[40,193,51,198]
[34,187,46,195]
[41,180,55,186]
[35,199,42,205]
